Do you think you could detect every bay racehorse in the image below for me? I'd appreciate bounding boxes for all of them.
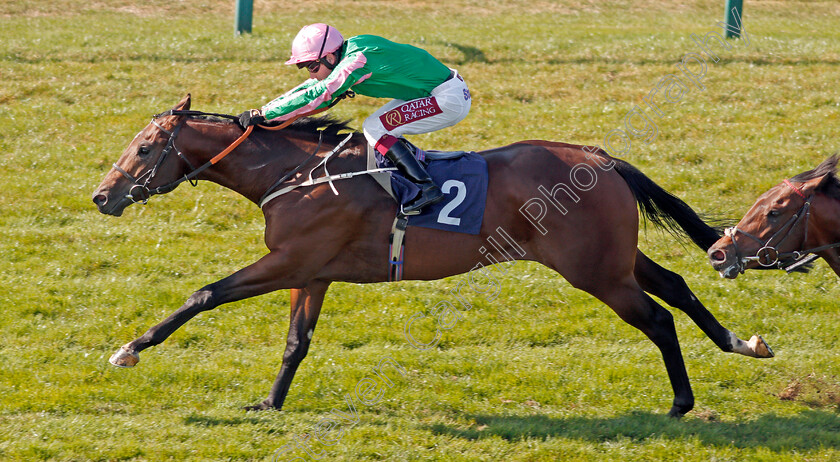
[709,155,840,278]
[93,95,772,418]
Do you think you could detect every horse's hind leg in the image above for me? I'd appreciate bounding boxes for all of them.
[596,280,694,418]
[634,250,773,358]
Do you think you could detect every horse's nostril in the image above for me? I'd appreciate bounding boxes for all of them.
[709,249,726,262]
[93,193,108,207]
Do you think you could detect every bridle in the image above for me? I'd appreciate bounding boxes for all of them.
[111,96,356,206]
[111,111,223,204]
[724,179,840,272]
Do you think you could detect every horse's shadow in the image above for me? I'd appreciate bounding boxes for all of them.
[427,410,840,451]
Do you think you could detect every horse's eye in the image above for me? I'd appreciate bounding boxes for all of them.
[138,145,151,157]
[767,210,780,218]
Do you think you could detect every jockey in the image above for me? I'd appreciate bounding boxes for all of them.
[238,23,472,215]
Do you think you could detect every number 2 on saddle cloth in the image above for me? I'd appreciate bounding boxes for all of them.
[374,146,488,234]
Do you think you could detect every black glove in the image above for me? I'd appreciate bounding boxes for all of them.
[238,109,266,128]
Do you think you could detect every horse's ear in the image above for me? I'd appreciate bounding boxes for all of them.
[799,155,839,194]
[174,94,191,111]
[805,170,840,198]
[816,171,838,192]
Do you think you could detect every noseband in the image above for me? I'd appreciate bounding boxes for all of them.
[111,117,198,204]
[724,180,814,271]
[111,110,243,204]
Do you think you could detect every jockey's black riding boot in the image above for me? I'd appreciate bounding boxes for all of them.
[385,141,444,215]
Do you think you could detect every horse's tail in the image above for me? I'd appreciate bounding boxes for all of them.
[612,157,723,251]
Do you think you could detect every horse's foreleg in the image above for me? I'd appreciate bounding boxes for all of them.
[599,282,694,418]
[109,251,297,367]
[246,279,329,411]
[633,250,774,358]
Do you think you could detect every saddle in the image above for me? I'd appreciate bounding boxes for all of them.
[366,144,488,282]
[365,144,468,203]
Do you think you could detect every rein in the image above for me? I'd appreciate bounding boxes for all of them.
[116,92,357,205]
[725,179,840,272]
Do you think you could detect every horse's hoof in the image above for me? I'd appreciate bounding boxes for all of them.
[244,400,279,412]
[109,345,140,367]
[749,335,775,358]
[667,398,693,419]
[667,406,687,419]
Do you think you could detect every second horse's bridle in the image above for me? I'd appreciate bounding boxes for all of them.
[725,180,813,270]
[725,179,840,272]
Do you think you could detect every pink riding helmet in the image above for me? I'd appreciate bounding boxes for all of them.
[285,23,344,65]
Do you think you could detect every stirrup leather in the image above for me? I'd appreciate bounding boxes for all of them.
[385,140,443,215]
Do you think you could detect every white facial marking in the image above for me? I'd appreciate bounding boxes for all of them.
[307,329,313,340]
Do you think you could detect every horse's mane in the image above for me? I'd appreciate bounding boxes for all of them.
[282,115,357,139]
[185,113,357,139]
[790,154,840,200]
[188,114,237,124]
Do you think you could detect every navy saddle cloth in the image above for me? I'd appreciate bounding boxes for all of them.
[375,148,489,235]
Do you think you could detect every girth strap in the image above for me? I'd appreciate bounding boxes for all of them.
[367,143,396,201]
[389,213,409,282]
